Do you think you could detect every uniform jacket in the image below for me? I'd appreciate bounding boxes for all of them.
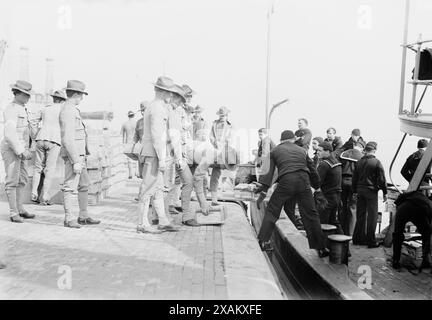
[400,149,431,183]
[317,154,342,194]
[259,141,320,190]
[59,101,88,164]
[341,136,365,151]
[134,117,144,144]
[140,99,168,162]
[209,119,233,149]
[35,102,63,145]
[1,102,30,155]
[352,154,387,194]
[340,148,363,177]
[121,119,137,144]
[394,191,432,224]
[324,136,343,152]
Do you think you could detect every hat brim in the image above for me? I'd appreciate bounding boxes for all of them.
[64,88,88,95]
[10,84,34,95]
[216,111,229,115]
[153,83,178,94]
[50,94,66,100]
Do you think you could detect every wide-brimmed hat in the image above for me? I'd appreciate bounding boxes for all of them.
[153,76,177,93]
[170,84,187,102]
[182,84,195,97]
[216,106,230,116]
[64,80,88,95]
[10,80,34,95]
[50,90,66,101]
[128,110,135,117]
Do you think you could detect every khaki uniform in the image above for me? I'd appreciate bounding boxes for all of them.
[134,117,145,177]
[31,102,63,201]
[121,118,137,178]
[137,99,171,227]
[1,102,30,217]
[59,100,90,222]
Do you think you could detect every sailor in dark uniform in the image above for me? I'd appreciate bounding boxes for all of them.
[400,139,431,184]
[255,130,329,257]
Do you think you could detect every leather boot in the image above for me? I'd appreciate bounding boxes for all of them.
[78,191,89,219]
[137,197,151,227]
[211,191,219,206]
[63,191,74,223]
[16,187,35,219]
[5,188,19,216]
[392,232,404,269]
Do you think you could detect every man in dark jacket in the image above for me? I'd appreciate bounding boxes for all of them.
[316,141,343,233]
[392,191,432,270]
[311,137,324,169]
[352,141,387,248]
[340,128,366,152]
[255,130,329,257]
[339,140,365,236]
[324,127,343,152]
[400,139,431,184]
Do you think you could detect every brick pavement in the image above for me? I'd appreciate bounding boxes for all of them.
[0,180,283,300]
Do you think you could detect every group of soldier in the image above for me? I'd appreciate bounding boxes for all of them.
[120,76,236,234]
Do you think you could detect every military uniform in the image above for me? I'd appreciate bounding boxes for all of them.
[121,118,137,178]
[1,101,30,218]
[209,118,233,203]
[137,98,173,228]
[134,117,145,178]
[31,102,63,202]
[59,100,92,223]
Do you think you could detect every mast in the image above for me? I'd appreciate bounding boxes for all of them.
[398,0,410,115]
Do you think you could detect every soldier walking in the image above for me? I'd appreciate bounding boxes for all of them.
[31,90,66,205]
[136,76,179,233]
[59,80,100,228]
[121,110,137,179]
[1,80,35,223]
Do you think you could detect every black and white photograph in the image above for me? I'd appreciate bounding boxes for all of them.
[0,0,431,305]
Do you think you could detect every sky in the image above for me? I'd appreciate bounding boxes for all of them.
[0,0,431,187]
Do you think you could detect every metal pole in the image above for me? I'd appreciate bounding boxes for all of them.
[410,34,422,115]
[265,3,272,128]
[398,0,410,115]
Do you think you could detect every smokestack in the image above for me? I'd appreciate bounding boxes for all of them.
[45,58,54,95]
[19,46,29,81]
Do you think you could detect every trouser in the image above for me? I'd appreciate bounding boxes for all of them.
[61,156,90,222]
[138,156,145,179]
[283,197,301,226]
[210,165,222,200]
[166,158,194,222]
[137,156,171,227]
[320,192,343,234]
[353,188,378,245]
[32,140,60,201]
[1,148,28,217]
[340,177,357,236]
[258,172,326,250]
[392,201,432,264]
[126,157,135,178]
[190,163,211,213]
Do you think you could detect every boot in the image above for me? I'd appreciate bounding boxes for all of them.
[63,191,75,223]
[78,191,89,219]
[152,194,176,229]
[16,187,35,219]
[5,188,20,219]
[211,191,219,206]
[0,260,6,269]
[137,197,151,227]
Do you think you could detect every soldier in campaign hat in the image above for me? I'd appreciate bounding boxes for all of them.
[31,89,67,205]
[121,110,137,179]
[59,80,100,228]
[1,80,36,224]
